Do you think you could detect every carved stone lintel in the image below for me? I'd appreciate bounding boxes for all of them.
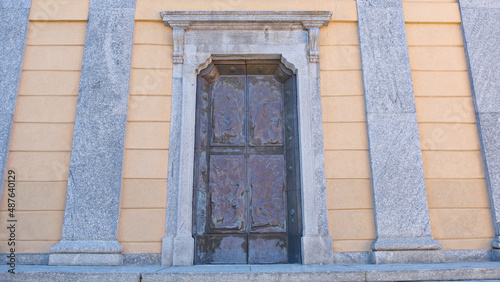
[160,12,331,65]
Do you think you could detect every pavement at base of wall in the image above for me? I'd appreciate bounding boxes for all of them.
[0,262,500,281]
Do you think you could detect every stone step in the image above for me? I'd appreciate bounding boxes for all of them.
[1,262,500,282]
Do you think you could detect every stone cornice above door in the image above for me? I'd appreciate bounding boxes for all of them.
[160,11,332,63]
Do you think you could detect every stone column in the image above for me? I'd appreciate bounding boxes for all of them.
[356,0,442,262]
[49,0,136,266]
[0,0,31,200]
[458,0,500,252]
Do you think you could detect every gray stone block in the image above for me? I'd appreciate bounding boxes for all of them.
[49,254,123,266]
[332,252,371,264]
[372,250,443,264]
[50,116,129,264]
[89,0,136,9]
[1,253,49,265]
[371,237,442,252]
[123,254,161,265]
[366,113,441,250]
[0,265,141,281]
[146,264,365,282]
[76,8,135,116]
[0,9,30,114]
[357,5,415,114]
[493,236,500,249]
[2,262,500,281]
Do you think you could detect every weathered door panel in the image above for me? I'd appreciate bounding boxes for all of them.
[248,76,283,146]
[248,234,288,264]
[209,155,246,232]
[195,235,247,264]
[211,76,246,146]
[249,154,286,233]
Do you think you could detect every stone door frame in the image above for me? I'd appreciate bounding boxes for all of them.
[159,11,333,265]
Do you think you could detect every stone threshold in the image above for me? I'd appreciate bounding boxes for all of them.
[1,262,500,281]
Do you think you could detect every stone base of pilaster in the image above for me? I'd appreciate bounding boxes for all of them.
[49,240,123,266]
[49,254,123,266]
[371,251,443,264]
[161,235,194,266]
[371,237,442,251]
[301,234,334,265]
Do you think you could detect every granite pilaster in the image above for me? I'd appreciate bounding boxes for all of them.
[459,0,500,249]
[0,2,30,203]
[357,0,441,252]
[49,0,136,266]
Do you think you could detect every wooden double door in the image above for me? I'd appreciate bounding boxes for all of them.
[193,60,302,264]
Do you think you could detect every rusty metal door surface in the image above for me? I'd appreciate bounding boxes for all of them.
[193,60,302,264]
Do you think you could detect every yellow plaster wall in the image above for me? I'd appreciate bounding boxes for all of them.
[0,0,89,253]
[404,1,494,250]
